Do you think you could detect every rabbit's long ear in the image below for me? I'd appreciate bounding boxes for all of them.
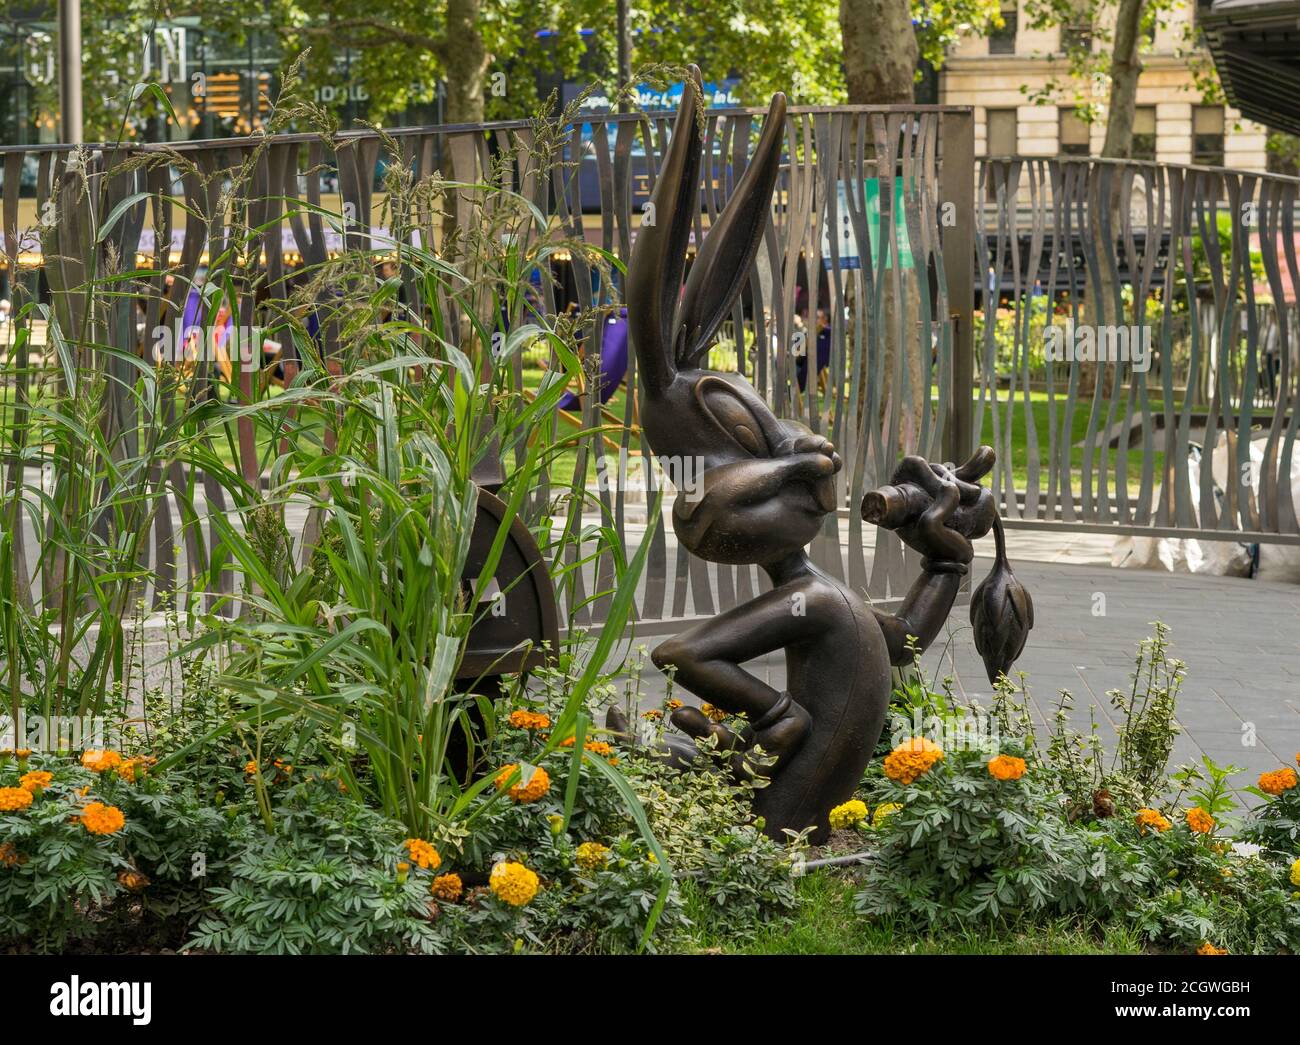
[675,91,786,370]
[626,66,704,398]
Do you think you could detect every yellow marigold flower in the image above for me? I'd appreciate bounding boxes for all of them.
[1259,768,1298,796]
[81,802,126,835]
[666,699,683,710]
[81,750,123,773]
[1184,807,1215,834]
[1196,942,1228,955]
[987,754,1027,781]
[0,787,33,812]
[19,770,52,793]
[489,861,539,907]
[827,799,868,830]
[1290,859,1300,889]
[117,870,150,893]
[872,802,903,827]
[403,838,441,871]
[882,737,944,785]
[576,841,610,871]
[495,763,550,803]
[700,703,727,723]
[0,842,23,867]
[431,873,463,902]
[508,709,551,731]
[1135,807,1172,835]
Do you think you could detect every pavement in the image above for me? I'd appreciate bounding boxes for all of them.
[622,524,1300,786]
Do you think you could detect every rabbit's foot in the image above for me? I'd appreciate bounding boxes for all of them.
[740,692,810,772]
[669,692,810,780]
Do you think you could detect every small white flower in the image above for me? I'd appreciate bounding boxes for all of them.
[1230,842,1262,859]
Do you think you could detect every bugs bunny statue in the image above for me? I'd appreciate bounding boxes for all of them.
[613,67,1031,842]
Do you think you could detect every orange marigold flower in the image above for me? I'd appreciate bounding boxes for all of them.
[0,787,33,812]
[81,750,123,773]
[882,737,944,785]
[117,870,150,893]
[1136,807,1172,835]
[244,760,259,775]
[1258,768,1298,796]
[403,838,441,871]
[1185,807,1215,834]
[508,709,551,731]
[19,770,52,793]
[666,699,683,710]
[116,757,154,783]
[641,709,663,721]
[431,873,463,902]
[81,802,125,835]
[1196,942,1228,955]
[583,740,614,758]
[495,763,550,803]
[987,755,1027,781]
[0,842,23,867]
[699,703,727,723]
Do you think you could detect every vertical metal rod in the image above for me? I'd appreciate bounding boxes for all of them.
[58,0,83,143]
[941,108,974,464]
[616,0,632,113]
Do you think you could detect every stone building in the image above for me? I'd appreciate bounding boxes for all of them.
[939,0,1272,171]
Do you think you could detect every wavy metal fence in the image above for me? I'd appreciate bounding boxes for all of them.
[0,105,976,634]
[977,156,1300,548]
[5,111,1298,642]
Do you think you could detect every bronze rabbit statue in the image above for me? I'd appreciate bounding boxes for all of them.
[613,68,1032,843]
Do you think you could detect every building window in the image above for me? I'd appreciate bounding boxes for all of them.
[1132,106,1157,160]
[1061,16,1093,53]
[985,108,1018,199]
[990,3,1018,54]
[1059,108,1091,155]
[986,109,1018,155]
[1192,105,1225,167]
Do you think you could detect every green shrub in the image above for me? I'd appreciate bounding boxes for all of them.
[189,778,444,955]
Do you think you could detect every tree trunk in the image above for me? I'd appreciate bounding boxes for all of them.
[1081,0,1146,397]
[840,0,917,105]
[442,0,490,124]
[1101,0,1145,159]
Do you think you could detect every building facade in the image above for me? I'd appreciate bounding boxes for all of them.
[940,0,1271,171]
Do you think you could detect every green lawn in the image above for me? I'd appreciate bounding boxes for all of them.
[676,870,1147,955]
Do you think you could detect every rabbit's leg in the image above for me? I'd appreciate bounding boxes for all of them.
[652,584,818,768]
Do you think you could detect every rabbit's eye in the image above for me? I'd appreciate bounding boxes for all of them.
[700,383,768,456]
